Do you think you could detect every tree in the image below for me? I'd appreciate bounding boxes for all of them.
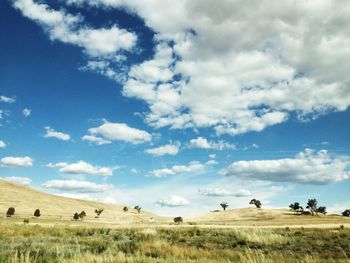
[220,202,229,211]
[250,199,262,208]
[79,211,86,220]
[123,206,128,212]
[316,206,327,215]
[6,207,15,217]
[94,208,104,218]
[306,199,318,216]
[174,217,183,224]
[73,212,79,220]
[342,209,350,217]
[134,205,141,213]
[289,202,303,213]
[34,209,41,217]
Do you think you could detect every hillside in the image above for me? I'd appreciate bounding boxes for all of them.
[192,207,350,226]
[0,179,166,225]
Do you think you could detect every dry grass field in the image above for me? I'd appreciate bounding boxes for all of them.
[1,179,350,262]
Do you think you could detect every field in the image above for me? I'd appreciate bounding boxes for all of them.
[1,180,350,262]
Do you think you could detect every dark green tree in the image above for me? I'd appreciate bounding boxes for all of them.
[220,202,229,211]
[6,207,15,217]
[34,209,41,217]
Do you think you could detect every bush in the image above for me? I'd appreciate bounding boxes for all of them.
[123,206,128,212]
[23,218,30,224]
[6,207,15,217]
[342,209,350,217]
[73,212,79,220]
[174,217,183,224]
[34,209,41,217]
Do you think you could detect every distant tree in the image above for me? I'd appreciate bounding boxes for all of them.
[123,206,128,212]
[134,205,141,213]
[342,209,350,217]
[316,206,327,215]
[250,199,262,208]
[34,209,41,217]
[174,217,183,224]
[73,212,79,220]
[220,202,229,211]
[79,211,86,220]
[94,208,104,218]
[6,207,15,217]
[289,202,303,213]
[306,199,318,216]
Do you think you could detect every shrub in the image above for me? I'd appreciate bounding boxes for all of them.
[289,202,303,213]
[34,209,41,217]
[6,207,15,217]
[134,205,141,213]
[94,208,104,218]
[73,212,79,220]
[316,206,327,215]
[123,206,128,212]
[23,218,30,224]
[79,211,86,220]
[249,199,262,208]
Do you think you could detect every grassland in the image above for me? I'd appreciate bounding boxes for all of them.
[1,179,350,262]
[0,223,349,263]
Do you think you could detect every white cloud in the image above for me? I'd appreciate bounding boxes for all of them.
[22,108,32,117]
[63,0,350,135]
[222,149,350,184]
[86,120,151,144]
[156,195,190,207]
[131,168,138,174]
[0,140,6,148]
[145,142,180,156]
[13,0,136,58]
[1,156,33,167]
[81,135,111,145]
[42,180,113,193]
[0,96,15,103]
[44,127,71,141]
[1,176,32,185]
[234,189,252,197]
[150,161,208,177]
[209,154,216,159]
[47,161,113,176]
[198,188,251,197]
[189,137,236,150]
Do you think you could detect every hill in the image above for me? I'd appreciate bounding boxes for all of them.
[0,179,166,225]
[191,207,350,227]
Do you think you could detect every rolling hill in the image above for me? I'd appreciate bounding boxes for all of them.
[0,179,166,225]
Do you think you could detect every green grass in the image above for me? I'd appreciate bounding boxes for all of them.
[0,224,349,262]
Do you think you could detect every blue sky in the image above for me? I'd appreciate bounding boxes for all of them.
[1,0,350,216]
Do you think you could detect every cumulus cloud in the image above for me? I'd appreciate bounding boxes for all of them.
[47,161,113,176]
[150,161,209,177]
[0,95,15,103]
[13,0,136,58]
[0,140,6,148]
[222,149,350,184]
[42,179,113,193]
[189,137,235,150]
[63,0,350,135]
[81,135,111,145]
[44,127,71,141]
[22,108,32,117]
[1,176,32,185]
[234,189,252,197]
[145,142,180,156]
[0,156,33,167]
[156,195,190,207]
[86,120,151,144]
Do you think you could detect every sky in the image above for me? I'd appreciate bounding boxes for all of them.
[1,0,350,217]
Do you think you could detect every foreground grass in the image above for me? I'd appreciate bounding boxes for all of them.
[0,224,349,263]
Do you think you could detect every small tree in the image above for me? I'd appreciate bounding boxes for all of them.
[316,206,327,215]
[79,211,86,220]
[94,208,104,218]
[220,202,229,211]
[6,207,15,217]
[174,217,183,224]
[73,212,79,220]
[34,209,41,217]
[250,199,262,208]
[134,205,141,213]
[123,206,128,212]
[342,209,350,217]
[289,202,303,213]
[306,199,318,216]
